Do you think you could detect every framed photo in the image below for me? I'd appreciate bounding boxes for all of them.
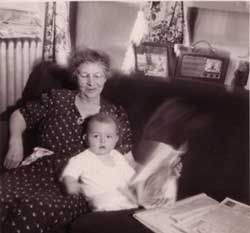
[134,42,175,79]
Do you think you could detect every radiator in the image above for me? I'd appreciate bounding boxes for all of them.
[0,38,42,113]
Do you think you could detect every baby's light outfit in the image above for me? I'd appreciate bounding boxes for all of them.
[61,149,138,211]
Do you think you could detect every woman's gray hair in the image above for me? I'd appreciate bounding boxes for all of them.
[68,48,111,75]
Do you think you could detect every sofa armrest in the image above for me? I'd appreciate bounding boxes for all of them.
[0,120,9,173]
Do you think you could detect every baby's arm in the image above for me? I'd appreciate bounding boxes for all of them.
[61,176,82,195]
[60,151,87,195]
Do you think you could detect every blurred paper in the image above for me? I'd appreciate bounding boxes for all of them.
[129,141,186,208]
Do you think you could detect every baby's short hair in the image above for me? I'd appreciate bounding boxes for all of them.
[87,113,119,134]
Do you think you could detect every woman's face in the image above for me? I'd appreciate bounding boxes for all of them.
[76,62,107,99]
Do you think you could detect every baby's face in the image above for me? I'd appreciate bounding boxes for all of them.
[87,121,119,155]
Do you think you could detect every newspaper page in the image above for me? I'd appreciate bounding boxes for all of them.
[174,198,250,233]
[133,207,182,233]
[133,193,218,233]
[129,141,187,208]
[168,193,218,222]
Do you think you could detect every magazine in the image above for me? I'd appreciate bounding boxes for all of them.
[126,140,187,209]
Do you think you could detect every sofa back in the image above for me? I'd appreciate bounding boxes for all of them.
[0,65,249,204]
[103,73,249,204]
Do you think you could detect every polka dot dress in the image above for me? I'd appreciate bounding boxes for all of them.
[0,89,132,233]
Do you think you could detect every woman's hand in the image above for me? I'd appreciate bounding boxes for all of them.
[4,137,24,169]
[4,109,26,169]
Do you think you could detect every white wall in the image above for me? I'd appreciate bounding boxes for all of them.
[75,1,140,70]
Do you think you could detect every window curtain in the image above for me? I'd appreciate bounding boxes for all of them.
[122,1,184,73]
[142,1,184,44]
[121,6,149,74]
[43,1,71,66]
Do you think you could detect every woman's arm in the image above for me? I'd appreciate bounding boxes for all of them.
[4,109,27,169]
[61,176,82,195]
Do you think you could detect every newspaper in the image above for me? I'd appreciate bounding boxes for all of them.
[174,198,250,233]
[134,193,250,233]
[128,141,187,209]
[133,193,218,233]
[133,206,181,233]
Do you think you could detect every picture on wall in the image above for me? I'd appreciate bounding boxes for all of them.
[0,8,43,38]
[134,42,174,79]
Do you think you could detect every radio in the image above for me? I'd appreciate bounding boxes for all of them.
[174,41,230,83]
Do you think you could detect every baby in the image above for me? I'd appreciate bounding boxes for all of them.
[61,113,138,211]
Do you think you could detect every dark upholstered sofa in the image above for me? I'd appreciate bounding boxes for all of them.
[0,63,249,232]
[102,74,249,205]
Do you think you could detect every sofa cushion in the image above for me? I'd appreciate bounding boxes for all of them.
[69,208,153,233]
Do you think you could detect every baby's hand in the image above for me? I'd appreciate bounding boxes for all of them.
[66,183,82,196]
[62,176,82,196]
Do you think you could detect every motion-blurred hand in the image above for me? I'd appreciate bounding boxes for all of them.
[171,142,188,177]
[172,157,183,178]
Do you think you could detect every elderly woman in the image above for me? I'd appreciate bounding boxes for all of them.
[0,48,132,233]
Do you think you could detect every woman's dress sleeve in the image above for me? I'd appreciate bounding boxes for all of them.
[19,90,56,130]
